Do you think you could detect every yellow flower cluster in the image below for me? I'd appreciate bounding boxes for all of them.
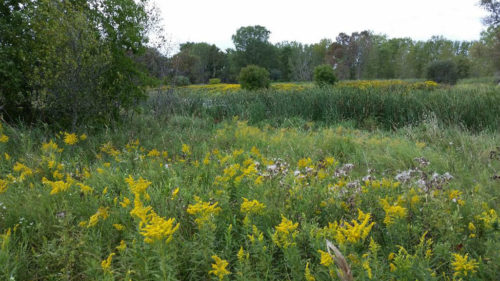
[126,176,180,243]
[304,262,315,281]
[0,179,8,193]
[139,212,180,244]
[476,208,498,229]
[323,209,375,245]
[42,177,71,195]
[318,250,333,266]
[272,215,299,249]
[209,255,230,280]
[240,198,266,215]
[101,252,115,273]
[13,162,33,181]
[379,198,407,225]
[63,133,79,145]
[187,196,222,228]
[451,253,479,277]
[0,123,8,143]
[125,175,152,199]
[86,207,110,227]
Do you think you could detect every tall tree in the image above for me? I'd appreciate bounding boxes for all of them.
[231,26,278,75]
[480,0,500,26]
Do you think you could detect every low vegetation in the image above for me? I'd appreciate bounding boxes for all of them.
[1,80,500,280]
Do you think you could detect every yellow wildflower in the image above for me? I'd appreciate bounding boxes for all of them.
[1,228,11,250]
[390,263,396,272]
[0,179,8,193]
[237,246,249,262]
[272,215,299,248]
[42,140,59,152]
[362,260,372,279]
[476,209,498,229]
[181,143,191,156]
[209,255,230,280]
[139,212,179,244]
[125,175,152,196]
[42,177,71,195]
[247,225,264,243]
[101,252,115,273]
[76,183,93,195]
[240,198,266,215]
[116,240,127,251]
[79,134,87,141]
[380,198,407,225]
[147,149,160,157]
[451,253,479,277]
[329,209,375,245]
[318,250,333,267]
[63,133,78,145]
[13,162,33,181]
[187,196,221,228]
[305,262,315,281]
[130,197,153,223]
[203,152,211,165]
[120,197,131,208]
[468,222,476,238]
[297,157,312,169]
[171,188,179,200]
[0,134,9,143]
[87,207,110,228]
[113,224,125,231]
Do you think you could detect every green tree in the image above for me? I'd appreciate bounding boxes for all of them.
[0,0,156,127]
[172,42,226,84]
[231,26,278,75]
[480,0,500,27]
[427,60,458,84]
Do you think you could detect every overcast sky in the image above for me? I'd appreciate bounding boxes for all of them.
[157,0,488,51]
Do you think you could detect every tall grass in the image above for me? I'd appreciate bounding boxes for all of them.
[149,85,500,131]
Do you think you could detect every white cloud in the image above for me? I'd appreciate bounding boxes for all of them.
[156,0,488,50]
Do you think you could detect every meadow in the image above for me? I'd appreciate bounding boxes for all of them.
[0,81,499,280]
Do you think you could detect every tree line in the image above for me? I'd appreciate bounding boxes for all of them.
[141,25,499,85]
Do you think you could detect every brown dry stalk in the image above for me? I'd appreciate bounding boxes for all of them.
[326,239,354,281]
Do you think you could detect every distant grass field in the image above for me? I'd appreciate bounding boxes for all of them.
[1,81,499,280]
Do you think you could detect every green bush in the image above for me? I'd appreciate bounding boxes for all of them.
[426,60,458,85]
[314,64,337,86]
[0,0,153,128]
[209,78,221,84]
[238,65,270,90]
[173,75,191,86]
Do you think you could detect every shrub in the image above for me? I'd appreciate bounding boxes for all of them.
[314,64,337,86]
[238,65,270,90]
[209,78,221,84]
[173,75,191,86]
[426,60,458,85]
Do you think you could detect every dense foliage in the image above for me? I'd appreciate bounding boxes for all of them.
[159,28,500,85]
[0,0,155,127]
[313,65,337,86]
[427,60,459,85]
[238,65,271,90]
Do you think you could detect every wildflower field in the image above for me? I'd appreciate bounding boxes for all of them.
[1,83,500,280]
